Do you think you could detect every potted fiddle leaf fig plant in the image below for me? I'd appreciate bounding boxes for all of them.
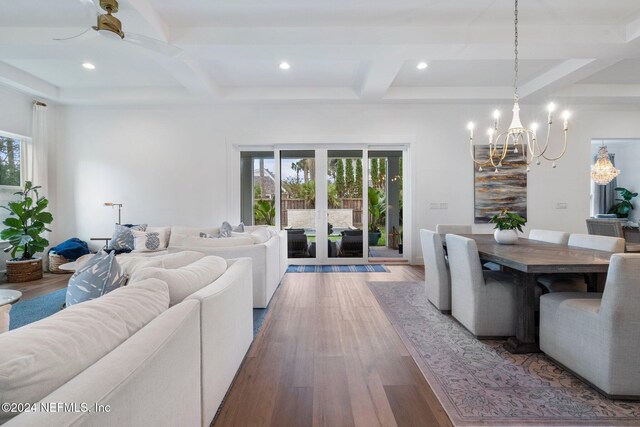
[1,181,53,282]
[608,187,638,219]
[489,209,526,245]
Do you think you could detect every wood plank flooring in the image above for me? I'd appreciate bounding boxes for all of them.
[0,272,70,300]
[214,265,451,427]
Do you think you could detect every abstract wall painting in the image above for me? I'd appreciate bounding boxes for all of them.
[474,145,527,223]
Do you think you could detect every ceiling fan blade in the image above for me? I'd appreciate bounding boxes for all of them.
[124,32,183,58]
[53,27,98,42]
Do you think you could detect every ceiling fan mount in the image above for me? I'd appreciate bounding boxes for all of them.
[93,0,124,39]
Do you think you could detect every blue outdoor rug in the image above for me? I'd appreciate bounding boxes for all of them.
[10,288,267,338]
[287,264,389,273]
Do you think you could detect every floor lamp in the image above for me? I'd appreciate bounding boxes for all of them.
[104,202,123,225]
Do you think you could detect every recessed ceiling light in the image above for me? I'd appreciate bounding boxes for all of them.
[279,61,291,70]
[417,62,428,70]
[82,62,96,70]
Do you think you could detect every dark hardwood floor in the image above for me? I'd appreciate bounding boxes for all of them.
[0,272,70,301]
[214,265,451,427]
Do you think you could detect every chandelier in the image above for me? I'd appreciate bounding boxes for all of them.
[591,146,620,185]
[466,0,570,173]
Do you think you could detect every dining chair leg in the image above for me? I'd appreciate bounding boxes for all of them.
[505,271,540,354]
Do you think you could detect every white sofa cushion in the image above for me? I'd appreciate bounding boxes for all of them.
[0,279,170,424]
[169,227,220,246]
[182,235,254,248]
[248,228,271,244]
[123,251,206,282]
[131,256,228,306]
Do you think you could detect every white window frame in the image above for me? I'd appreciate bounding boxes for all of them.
[0,130,28,190]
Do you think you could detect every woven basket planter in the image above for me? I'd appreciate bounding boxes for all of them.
[7,258,43,283]
[49,253,71,274]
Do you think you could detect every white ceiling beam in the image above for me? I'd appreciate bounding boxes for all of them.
[518,59,595,99]
[625,11,640,42]
[58,86,194,105]
[557,84,640,99]
[385,86,514,101]
[519,58,623,102]
[173,25,626,46]
[125,0,171,42]
[156,58,222,99]
[0,61,58,100]
[224,87,359,102]
[359,59,404,100]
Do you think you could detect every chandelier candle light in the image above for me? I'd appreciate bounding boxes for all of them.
[467,0,570,173]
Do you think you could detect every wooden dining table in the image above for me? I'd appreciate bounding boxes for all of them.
[449,234,614,354]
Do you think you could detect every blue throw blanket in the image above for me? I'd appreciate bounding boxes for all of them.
[49,238,90,261]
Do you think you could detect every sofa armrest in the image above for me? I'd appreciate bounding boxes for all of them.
[186,258,253,426]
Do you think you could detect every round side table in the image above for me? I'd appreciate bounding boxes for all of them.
[0,289,22,306]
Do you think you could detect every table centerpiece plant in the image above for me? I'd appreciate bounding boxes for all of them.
[1,181,53,282]
[489,208,526,245]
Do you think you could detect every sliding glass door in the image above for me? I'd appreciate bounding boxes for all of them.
[239,145,409,265]
[277,148,368,264]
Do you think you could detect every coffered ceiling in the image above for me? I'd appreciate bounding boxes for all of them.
[1,0,640,105]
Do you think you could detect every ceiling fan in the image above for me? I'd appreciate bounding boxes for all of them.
[54,0,182,58]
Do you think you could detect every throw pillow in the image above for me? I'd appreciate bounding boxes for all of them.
[146,226,171,249]
[66,251,128,307]
[132,229,167,252]
[219,221,233,238]
[110,223,147,252]
[219,221,244,237]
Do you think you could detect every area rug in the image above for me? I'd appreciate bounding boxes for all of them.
[287,264,389,273]
[9,288,66,330]
[11,288,267,338]
[367,281,640,426]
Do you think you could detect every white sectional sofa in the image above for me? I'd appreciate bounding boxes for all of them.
[166,225,288,308]
[1,255,253,427]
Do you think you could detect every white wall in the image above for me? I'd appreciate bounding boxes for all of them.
[54,103,640,262]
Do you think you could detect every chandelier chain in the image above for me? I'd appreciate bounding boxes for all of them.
[514,0,519,101]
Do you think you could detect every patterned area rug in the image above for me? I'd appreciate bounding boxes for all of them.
[287,264,389,273]
[368,281,640,426]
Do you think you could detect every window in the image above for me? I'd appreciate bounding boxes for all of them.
[0,132,24,188]
[0,131,27,232]
[240,151,276,226]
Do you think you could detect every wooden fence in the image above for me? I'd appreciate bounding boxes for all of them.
[263,198,363,228]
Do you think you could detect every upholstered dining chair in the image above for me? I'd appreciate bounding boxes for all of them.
[445,234,517,338]
[540,254,640,399]
[586,218,624,238]
[420,229,451,313]
[586,218,640,252]
[537,234,625,293]
[435,224,472,237]
[528,229,570,245]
